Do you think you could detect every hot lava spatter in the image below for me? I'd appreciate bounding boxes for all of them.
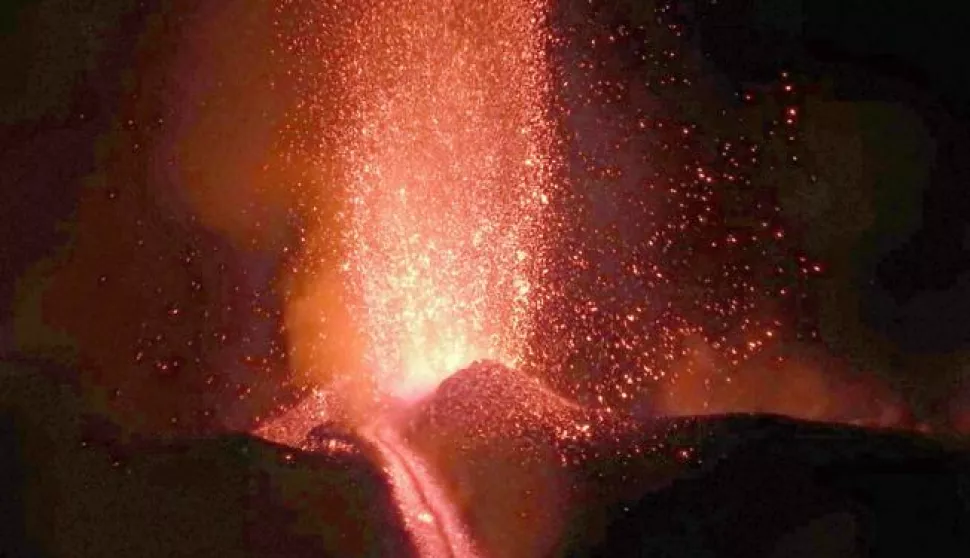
[278,0,559,405]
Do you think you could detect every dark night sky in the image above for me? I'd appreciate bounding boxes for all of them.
[697,0,970,349]
[2,0,969,431]
[690,0,970,419]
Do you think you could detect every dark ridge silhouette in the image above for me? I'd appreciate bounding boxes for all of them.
[0,358,417,558]
[574,414,970,558]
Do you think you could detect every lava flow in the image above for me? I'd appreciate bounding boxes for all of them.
[367,420,482,558]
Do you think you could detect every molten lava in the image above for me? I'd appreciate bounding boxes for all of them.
[368,420,482,558]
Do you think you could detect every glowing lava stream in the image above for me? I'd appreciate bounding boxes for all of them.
[364,419,480,558]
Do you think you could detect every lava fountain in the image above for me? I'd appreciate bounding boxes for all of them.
[283,0,558,405]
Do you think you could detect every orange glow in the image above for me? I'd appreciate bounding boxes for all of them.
[656,335,910,428]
